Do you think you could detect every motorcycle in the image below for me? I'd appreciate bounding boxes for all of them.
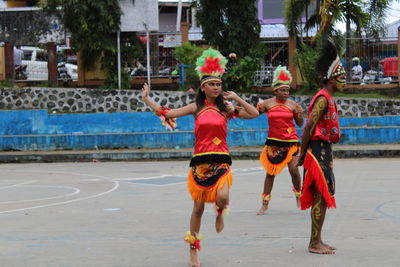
[57,62,72,81]
[15,64,28,80]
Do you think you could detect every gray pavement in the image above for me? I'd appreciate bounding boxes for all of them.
[1,144,400,163]
[0,159,399,266]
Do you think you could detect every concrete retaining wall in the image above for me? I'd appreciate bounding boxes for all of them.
[1,87,400,116]
[0,110,399,151]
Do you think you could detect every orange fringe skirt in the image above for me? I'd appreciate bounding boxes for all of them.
[259,144,299,176]
[187,163,232,203]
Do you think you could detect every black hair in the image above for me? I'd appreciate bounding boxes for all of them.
[194,88,228,116]
[316,38,338,85]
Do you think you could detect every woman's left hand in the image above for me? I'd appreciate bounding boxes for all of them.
[222,91,239,101]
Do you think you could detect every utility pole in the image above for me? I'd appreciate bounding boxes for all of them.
[117,31,121,89]
[176,0,182,32]
[143,23,151,87]
[345,9,351,82]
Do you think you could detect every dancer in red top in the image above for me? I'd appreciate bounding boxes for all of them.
[141,48,258,267]
[257,66,304,215]
[298,39,346,254]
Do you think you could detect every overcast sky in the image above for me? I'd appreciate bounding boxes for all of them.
[387,1,400,23]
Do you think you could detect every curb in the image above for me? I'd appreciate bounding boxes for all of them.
[0,149,399,163]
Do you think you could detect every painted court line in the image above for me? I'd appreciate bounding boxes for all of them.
[376,200,400,219]
[0,180,36,190]
[115,168,265,187]
[0,185,81,204]
[0,181,119,215]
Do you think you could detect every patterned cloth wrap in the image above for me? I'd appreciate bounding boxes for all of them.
[300,140,336,210]
[187,162,232,203]
[260,144,299,176]
[266,145,295,165]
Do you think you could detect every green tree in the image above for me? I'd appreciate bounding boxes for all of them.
[195,0,264,91]
[284,0,390,91]
[173,42,204,90]
[285,0,369,43]
[41,0,138,88]
[364,0,391,38]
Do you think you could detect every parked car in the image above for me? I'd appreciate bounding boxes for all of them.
[21,46,78,81]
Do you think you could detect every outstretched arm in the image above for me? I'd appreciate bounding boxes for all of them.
[298,96,327,166]
[141,83,196,118]
[222,91,259,119]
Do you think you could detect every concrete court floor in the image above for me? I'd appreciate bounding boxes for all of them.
[0,158,399,267]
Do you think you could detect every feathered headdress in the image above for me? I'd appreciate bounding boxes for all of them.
[272,65,292,89]
[316,39,346,80]
[195,48,227,86]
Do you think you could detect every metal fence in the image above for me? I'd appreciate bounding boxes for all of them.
[253,37,399,87]
[123,32,180,79]
[253,39,288,87]
[345,37,398,84]
[4,34,398,87]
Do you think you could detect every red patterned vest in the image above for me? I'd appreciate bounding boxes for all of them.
[266,105,299,142]
[193,104,229,155]
[307,89,340,143]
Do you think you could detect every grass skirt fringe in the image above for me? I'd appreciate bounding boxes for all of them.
[187,168,232,203]
[259,145,299,176]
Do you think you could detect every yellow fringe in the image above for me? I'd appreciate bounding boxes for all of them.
[259,145,299,176]
[187,169,232,203]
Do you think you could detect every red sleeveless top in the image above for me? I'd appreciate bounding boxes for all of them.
[307,89,340,143]
[266,104,299,142]
[193,103,229,156]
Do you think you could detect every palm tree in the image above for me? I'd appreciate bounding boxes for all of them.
[284,0,392,88]
[285,0,369,43]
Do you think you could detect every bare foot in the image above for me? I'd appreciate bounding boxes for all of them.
[256,200,269,215]
[215,213,224,233]
[189,248,200,267]
[308,242,335,254]
[321,241,336,251]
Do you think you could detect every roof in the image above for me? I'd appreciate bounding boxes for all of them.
[189,24,317,41]
[158,0,193,6]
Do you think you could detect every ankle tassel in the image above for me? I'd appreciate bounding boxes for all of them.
[260,193,272,201]
[215,202,231,216]
[292,187,301,198]
[184,231,203,250]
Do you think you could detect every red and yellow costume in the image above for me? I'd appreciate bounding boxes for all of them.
[259,99,301,176]
[300,89,340,210]
[188,101,238,203]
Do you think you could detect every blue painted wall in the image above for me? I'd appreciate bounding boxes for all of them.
[0,110,399,150]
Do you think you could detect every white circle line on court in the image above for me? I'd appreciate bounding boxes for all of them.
[0,180,36,190]
[0,181,119,215]
[0,169,113,180]
[114,169,265,182]
[0,185,81,204]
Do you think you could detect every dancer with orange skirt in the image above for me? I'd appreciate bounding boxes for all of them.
[298,39,346,254]
[141,48,258,267]
[257,66,304,215]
